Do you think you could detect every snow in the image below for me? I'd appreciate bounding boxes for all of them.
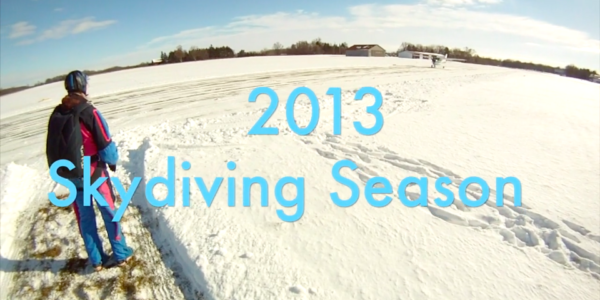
[1,55,599,300]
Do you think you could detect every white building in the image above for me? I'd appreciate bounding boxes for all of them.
[397,50,444,60]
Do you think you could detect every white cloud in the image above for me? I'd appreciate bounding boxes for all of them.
[8,22,36,39]
[425,0,502,6]
[17,17,116,45]
[132,3,599,55]
[54,8,64,12]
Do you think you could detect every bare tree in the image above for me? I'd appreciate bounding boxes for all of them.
[174,45,184,62]
[189,46,198,60]
[399,42,410,51]
[272,42,284,55]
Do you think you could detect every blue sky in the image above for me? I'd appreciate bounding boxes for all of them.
[1,0,599,88]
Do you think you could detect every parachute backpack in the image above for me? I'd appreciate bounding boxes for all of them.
[46,71,99,181]
[46,101,92,180]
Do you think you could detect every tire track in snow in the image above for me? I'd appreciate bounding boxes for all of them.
[0,64,507,166]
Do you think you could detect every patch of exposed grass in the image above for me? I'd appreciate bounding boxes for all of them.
[8,191,186,299]
[116,256,162,297]
[39,285,54,300]
[31,245,62,259]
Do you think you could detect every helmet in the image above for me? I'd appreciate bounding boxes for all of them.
[64,70,88,94]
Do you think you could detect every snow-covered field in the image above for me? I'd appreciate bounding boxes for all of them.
[1,55,599,300]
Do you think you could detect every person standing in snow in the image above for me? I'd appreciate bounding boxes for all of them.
[45,70,134,271]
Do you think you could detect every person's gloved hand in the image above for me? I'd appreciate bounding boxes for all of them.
[109,164,116,172]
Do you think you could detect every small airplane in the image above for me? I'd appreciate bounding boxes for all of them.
[431,54,448,68]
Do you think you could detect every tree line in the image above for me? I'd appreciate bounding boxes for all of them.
[158,38,349,63]
[1,38,597,96]
[398,42,598,80]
